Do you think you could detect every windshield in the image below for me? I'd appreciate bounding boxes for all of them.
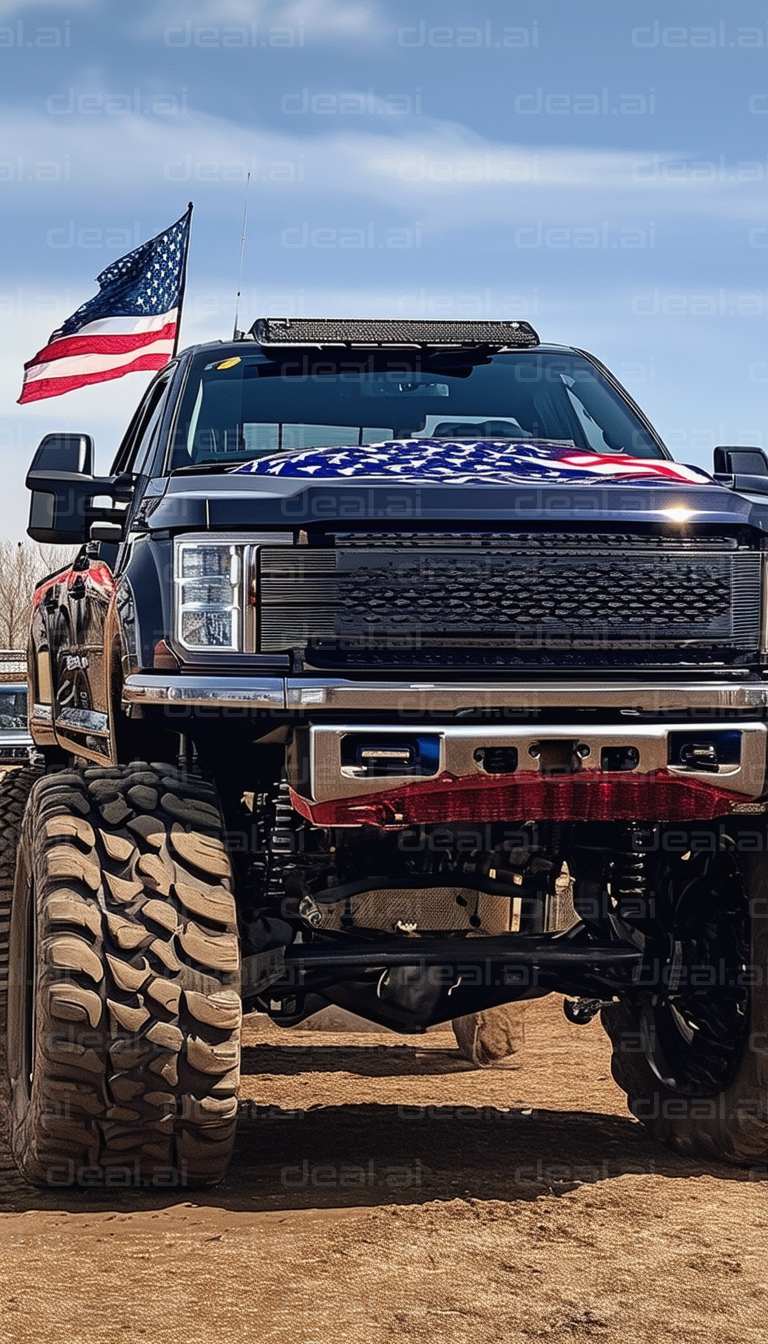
[0,688,27,730]
[168,349,665,471]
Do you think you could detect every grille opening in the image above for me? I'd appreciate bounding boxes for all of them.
[258,532,762,664]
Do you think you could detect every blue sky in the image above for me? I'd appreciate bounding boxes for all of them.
[1,0,767,537]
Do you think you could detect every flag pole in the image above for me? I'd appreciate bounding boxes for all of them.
[172,201,194,357]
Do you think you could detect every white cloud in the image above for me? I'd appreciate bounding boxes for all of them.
[0,0,385,41]
[1,105,764,235]
[133,0,385,44]
[278,0,382,37]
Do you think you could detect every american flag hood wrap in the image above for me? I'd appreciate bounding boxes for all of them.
[230,440,713,486]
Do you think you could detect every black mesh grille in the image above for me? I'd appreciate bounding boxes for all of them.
[258,536,762,655]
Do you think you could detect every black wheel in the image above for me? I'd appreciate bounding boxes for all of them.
[0,765,43,1026]
[7,762,241,1188]
[602,839,768,1165]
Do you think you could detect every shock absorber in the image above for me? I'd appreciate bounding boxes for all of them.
[564,829,651,1028]
[267,778,332,930]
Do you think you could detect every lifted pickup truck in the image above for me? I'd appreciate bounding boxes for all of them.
[3,317,767,1187]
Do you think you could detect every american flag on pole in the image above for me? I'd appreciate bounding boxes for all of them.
[18,204,192,404]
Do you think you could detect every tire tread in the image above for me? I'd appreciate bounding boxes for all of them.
[8,761,241,1188]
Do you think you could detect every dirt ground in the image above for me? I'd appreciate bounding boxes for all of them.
[0,996,765,1344]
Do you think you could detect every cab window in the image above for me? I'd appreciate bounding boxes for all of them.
[111,368,175,476]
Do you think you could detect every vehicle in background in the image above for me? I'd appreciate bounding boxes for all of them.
[0,680,33,767]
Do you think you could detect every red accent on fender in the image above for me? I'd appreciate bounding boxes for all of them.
[32,567,74,609]
[32,560,116,610]
[290,768,745,829]
[85,560,117,596]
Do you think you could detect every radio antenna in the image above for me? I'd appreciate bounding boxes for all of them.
[232,170,252,340]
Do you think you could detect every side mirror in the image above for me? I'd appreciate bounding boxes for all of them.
[26,433,132,545]
[713,445,768,496]
[29,432,94,477]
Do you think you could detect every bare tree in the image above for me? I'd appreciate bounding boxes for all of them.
[0,540,75,649]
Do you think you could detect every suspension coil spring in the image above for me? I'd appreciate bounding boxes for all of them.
[264,778,299,903]
[270,779,297,855]
[612,827,652,924]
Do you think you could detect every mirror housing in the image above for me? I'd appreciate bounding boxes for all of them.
[26,433,132,545]
[713,445,768,496]
[29,432,94,477]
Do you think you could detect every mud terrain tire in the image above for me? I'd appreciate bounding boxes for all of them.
[0,765,43,1027]
[602,845,768,1166]
[7,762,241,1188]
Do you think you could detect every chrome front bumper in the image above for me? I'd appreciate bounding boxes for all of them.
[122,674,768,714]
[289,721,768,805]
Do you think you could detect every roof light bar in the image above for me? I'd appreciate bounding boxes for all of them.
[249,317,540,349]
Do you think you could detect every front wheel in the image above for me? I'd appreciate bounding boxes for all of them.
[602,839,768,1165]
[7,763,241,1188]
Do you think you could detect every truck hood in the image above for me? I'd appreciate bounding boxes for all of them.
[229,439,712,487]
[150,441,768,531]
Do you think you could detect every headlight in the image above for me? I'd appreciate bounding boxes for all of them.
[173,533,293,655]
[175,540,243,651]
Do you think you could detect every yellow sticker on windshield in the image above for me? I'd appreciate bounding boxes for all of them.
[216,357,241,370]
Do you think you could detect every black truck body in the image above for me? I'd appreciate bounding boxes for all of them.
[5,318,767,1186]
